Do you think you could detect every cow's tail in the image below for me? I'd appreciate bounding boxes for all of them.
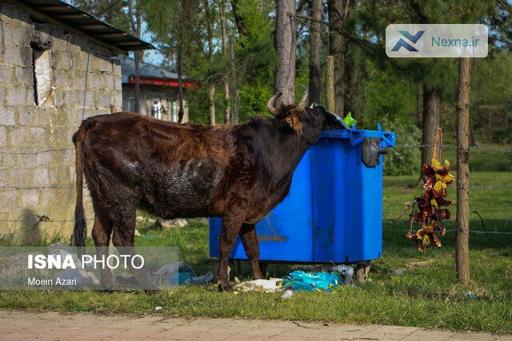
[72,127,87,247]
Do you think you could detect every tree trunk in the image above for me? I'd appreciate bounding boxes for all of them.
[208,84,216,125]
[229,34,239,123]
[134,52,141,113]
[177,39,184,123]
[230,0,247,37]
[328,0,348,114]
[326,56,335,112]
[416,84,423,125]
[308,0,322,105]
[344,43,361,115]
[128,0,142,113]
[421,85,441,166]
[204,0,215,125]
[275,0,296,106]
[456,58,471,284]
[220,0,231,123]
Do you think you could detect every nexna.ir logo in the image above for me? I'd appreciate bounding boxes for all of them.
[386,24,488,58]
[391,30,425,52]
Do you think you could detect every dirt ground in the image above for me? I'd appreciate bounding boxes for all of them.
[1,310,511,340]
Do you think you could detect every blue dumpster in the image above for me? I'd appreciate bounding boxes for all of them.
[209,126,395,264]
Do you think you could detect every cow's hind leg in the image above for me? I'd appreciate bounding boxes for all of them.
[91,212,114,290]
[111,207,154,291]
[218,215,244,291]
[240,223,264,280]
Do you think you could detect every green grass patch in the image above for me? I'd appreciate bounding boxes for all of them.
[0,171,511,332]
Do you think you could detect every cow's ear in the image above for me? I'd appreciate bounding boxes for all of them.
[285,113,303,134]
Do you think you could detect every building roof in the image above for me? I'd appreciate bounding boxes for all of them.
[121,57,196,89]
[17,0,154,51]
[121,57,180,83]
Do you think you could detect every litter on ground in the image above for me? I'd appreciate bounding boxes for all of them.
[233,278,283,293]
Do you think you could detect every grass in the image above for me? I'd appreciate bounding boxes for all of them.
[0,171,511,333]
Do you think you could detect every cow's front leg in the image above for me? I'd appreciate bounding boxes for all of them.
[218,215,244,291]
[240,223,264,280]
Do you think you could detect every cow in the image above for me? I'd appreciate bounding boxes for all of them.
[72,92,344,291]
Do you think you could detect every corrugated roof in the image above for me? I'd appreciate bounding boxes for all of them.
[17,0,154,51]
[121,56,181,83]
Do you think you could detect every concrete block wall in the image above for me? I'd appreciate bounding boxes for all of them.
[0,2,122,241]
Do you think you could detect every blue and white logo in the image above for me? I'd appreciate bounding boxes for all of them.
[391,30,425,52]
[386,24,488,58]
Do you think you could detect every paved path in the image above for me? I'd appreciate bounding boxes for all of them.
[0,310,510,340]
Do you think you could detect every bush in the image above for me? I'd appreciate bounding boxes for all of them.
[379,117,422,176]
[491,129,512,145]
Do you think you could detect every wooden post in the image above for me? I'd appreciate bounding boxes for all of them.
[456,57,471,284]
[327,56,335,112]
[431,128,443,161]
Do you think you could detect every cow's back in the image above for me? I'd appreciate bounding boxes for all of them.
[78,112,236,218]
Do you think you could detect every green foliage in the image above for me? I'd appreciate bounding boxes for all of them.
[380,117,422,176]
[492,129,512,144]
[363,60,417,121]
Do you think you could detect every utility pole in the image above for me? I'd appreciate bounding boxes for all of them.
[456,57,471,284]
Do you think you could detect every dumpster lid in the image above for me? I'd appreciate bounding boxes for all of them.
[320,126,395,148]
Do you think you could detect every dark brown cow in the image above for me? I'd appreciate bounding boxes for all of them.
[73,93,343,290]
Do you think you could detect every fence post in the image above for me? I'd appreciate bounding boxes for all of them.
[456,57,471,283]
[326,56,335,112]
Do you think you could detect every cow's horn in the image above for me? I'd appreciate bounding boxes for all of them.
[267,92,282,115]
[296,89,309,111]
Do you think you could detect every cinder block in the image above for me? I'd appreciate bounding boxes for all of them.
[0,66,14,86]
[21,189,39,207]
[14,66,33,86]
[0,106,16,126]
[96,92,111,108]
[33,168,49,186]
[87,72,105,90]
[5,23,30,44]
[3,44,31,67]
[36,151,52,167]
[113,76,122,91]
[0,153,17,167]
[6,87,27,106]
[47,166,60,185]
[11,167,32,186]
[0,169,10,186]
[0,126,6,146]
[18,152,37,165]
[0,189,19,209]
[28,127,47,143]
[92,57,112,73]
[16,107,34,126]
[113,92,122,109]
[73,76,86,90]
[8,126,26,146]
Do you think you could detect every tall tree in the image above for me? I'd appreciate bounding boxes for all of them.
[204,0,216,125]
[127,0,143,113]
[327,0,350,114]
[220,0,231,123]
[309,0,322,105]
[275,0,296,106]
[421,85,441,166]
[229,33,240,123]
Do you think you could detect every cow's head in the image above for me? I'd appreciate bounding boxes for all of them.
[267,91,344,143]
